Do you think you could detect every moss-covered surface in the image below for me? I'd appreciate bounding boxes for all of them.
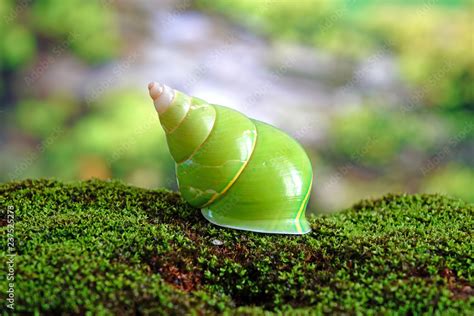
[1,179,473,315]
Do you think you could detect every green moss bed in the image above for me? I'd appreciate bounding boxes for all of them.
[1,179,473,315]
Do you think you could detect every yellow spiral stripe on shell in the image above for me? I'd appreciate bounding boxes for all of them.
[295,177,313,234]
[201,130,258,208]
[166,100,217,163]
[160,93,192,134]
[166,97,203,135]
[167,107,189,134]
[173,101,222,165]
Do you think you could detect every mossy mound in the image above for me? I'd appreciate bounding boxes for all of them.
[1,179,473,315]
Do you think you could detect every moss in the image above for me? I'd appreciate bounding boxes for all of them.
[1,179,473,315]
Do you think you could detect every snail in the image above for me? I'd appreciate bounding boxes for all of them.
[148,82,313,234]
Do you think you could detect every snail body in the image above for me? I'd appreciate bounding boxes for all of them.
[148,83,312,234]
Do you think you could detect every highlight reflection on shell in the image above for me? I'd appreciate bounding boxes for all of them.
[149,82,313,235]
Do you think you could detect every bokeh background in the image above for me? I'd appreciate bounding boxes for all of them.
[1,0,472,213]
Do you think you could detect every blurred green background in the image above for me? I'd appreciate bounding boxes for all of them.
[0,0,472,213]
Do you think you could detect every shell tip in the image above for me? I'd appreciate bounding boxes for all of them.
[148,82,175,114]
[148,81,164,101]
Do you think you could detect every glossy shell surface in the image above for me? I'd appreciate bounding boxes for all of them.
[158,90,313,234]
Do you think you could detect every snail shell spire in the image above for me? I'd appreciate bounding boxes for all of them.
[148,82,313,235]
[148,82,175,114]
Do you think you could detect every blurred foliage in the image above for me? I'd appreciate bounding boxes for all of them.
[1,23,36,69]
[423,164,474,202]
[359,5,473,110]
[0,0,119,74]
[31,0,120,63]
[15,97,76,137]
[17,91,175,188]
[0,0,177,191]
[324,103,473,206]
[327,107,442,167]
[0,1,36,70]
[197,0,473,111]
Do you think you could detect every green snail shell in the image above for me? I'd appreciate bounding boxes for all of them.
[148,82,313,234]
